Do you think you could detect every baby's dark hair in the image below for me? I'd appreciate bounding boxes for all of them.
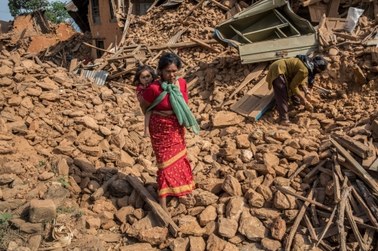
[133,65,158,85]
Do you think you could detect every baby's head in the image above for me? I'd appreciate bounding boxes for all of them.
[133,65,158,86]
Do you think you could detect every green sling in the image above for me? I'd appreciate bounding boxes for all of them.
[146,81,200,134]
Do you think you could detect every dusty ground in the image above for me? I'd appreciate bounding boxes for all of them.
[1,1,378,251]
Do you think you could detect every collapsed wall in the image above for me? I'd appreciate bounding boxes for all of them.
[0,0,378,250]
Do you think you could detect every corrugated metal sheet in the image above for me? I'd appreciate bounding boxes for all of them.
[80,70,109,86]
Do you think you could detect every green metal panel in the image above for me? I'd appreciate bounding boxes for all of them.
[238,34,318,64]
[213,0,317,63]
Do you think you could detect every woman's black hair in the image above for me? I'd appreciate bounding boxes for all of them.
[157,52,182,71]
[133,65,158,85]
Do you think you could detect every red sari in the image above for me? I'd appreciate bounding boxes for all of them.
[142,78,194,198]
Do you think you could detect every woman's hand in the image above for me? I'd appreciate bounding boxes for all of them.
[304,100,314,111]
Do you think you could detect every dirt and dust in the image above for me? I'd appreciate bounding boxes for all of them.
[0,0,378,250]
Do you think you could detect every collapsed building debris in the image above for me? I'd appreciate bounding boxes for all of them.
[0,10,92,69]
[0,0,378,250]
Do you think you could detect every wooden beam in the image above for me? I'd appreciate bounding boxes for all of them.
[351,186,378,227]
[189,37,219,53]
[330,138,378,194]
[356,180,378,223]
[149,40,218,50]
[184,0,206,20]
[108,66,137,80]
[286,186,315,250]
[338,183,352,251]
[334,135,372,159]
[187,76,199,91]
[69,58,78,73]
[332,166,341,203]
[304,214,318,241]
[209,0,230,11]
[248,92,274,121]
[290,160,326,180]
[90,174,118,200]
[316,206,337,247]
[118,0,133,47]
[146,0,160,13]
[346,201,367,251]
[82,42,115,54]
[276,186,333,211]
[126,175,179,237]
[333,32,360,41]
[226,63,267,101]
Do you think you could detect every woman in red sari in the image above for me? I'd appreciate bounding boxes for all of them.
[139,53,198,210]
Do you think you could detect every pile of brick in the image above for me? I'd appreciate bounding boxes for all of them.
[0,11,92,69]
[1,0,378,250]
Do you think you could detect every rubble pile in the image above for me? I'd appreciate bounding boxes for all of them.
[0,11,92,69]
[0,0,378,250]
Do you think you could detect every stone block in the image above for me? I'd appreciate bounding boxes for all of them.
[29,199,56,223]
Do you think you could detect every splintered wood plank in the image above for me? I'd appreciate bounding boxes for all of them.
[356,180,378,222]
[316,206,337,247]
[189,37,219,53]
[230,76,275,121]
[149,40,218,50]
[332,167,341,203]
[230,76,267,112]
[69,58,78,72]
[248,92,274,121]
[286,185,316,250]
[209,0,230,11]
[338,183,352,251]
[91,174,118,200]
[146,0,160,13]
[184,0,206,20]
[334,135,372,159]
[276,186,333,211]
[228,64,267,100]
[346,201,367,251]
[304,214,318,241]
[126,175,179,237]
[325,17,347,31]
[119,0,133,47]
[351,186,378,227]
[168,28,188,46]
[331,138,378,194]
[363,229,375,251]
